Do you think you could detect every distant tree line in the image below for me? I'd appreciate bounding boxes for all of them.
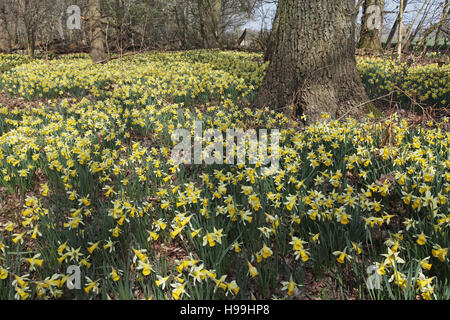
[0,0,259,58]
[0,0,448,60]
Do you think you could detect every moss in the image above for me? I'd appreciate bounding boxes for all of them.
[364,103,383,118]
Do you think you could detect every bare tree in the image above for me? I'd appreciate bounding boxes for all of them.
[433,0,449,49]
[416,0,449,51]
[198,0,223,48]
[403,0,432,50]
[0,0,11,53]
[385,0,409,48]
[15,0,50,57]
[89,0,106,62]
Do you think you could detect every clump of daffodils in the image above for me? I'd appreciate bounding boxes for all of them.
[0,51,448,300]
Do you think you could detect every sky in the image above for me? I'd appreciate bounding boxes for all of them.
[243,0,445,34]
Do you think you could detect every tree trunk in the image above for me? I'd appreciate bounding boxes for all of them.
[0,1,11,53]
[403,0,431,50]
[416,1,450,52]
[198,0,222,48]
[253,0,369,122]
[25,28,35,57]
[89,0,106,63]
[397,0,404,60]
[264,3,280,62]
[114,0,126,53]
[434,0,449,50]
[358,0,384,51]
[10,15,18,49]
[175,1,188,49]
[385,0,409,48]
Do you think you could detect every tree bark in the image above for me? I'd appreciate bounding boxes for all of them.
[434,0,449,50]
[397,0,404,60]
[198,0,222,48]
[20,0,37,57]
[174,1,188,49]
[23,22,35,57]
[385,0,408,48]
[25,28,35,57]
[10,14,17,49]
[253,0,369,122]
[0,1,11,53]
[264,3,280,62]
[358,0,384,51]
[89,0,106,63]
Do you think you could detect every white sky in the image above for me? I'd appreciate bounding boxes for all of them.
[243,0,445,34]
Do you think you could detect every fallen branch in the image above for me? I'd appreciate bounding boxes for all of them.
[336,91,396,121]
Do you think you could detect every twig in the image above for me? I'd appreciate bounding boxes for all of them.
[336,91,396,121]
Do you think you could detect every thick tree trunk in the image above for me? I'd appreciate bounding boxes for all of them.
[25,29,35,57]
[253,0,369,122]
[358,0,384,51]
[0,1,11,53]
[198,0,222,48]
[89,0,106,63]
[175,1,188,49]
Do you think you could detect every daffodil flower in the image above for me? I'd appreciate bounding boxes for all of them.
[247,261,259,278]
[87,241,100,254]
[156,275,170,290]
[415,233,428,246]
[351,242,362,255]
[110,268,122,282]
[226,280,240,296]
[233,242,242,253]
[148,230,160,241]
[333,248,352,264]
[260,243,273,259]
[432,245,448,262]
[25,253,44,271]
[0,266,9,280]
[84,277,99,294]
[171,282,188,300]
[281,278,300,297]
